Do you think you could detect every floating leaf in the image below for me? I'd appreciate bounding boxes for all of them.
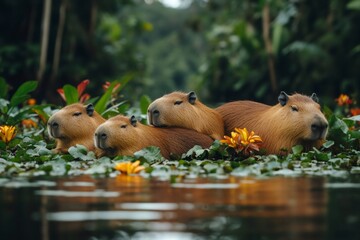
[134,146,163,164]
[292,145,303,155]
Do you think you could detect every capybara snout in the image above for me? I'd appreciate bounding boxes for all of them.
[147,107,161,126]
[310,115,328,140]
[47,120,60,138]
[94,127,108,150]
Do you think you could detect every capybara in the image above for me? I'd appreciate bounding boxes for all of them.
[147,91,224,140]
[94,115,214,158]
[216,92,328,154]
[47,103,105,153]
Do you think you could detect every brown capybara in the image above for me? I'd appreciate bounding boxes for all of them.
[147,91,224,140]
[94,115,214,159]
[47,103,105,153]
[216,92,328,154]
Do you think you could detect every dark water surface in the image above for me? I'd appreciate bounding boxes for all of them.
[0,175,359,240]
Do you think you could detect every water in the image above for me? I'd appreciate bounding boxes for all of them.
[0,175,359,240]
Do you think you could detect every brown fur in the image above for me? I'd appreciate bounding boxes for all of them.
[147,91,224,140]
[216,93,328,154]
[94,115,214,158]
[47,103,105,153]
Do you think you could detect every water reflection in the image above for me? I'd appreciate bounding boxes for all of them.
[0,175,359,240]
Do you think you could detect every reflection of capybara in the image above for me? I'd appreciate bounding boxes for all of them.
[147,91,224,140]
[47,103,105,153]
[216,92,328,154]
[94,115,214,158]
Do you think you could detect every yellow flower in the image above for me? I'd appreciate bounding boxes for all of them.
[221,128,262,155]
[114,160,145,175]
[0,125,17,144]
[336,94,352,106]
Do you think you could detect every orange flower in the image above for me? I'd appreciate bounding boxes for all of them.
[336,94,352,106]
[114,160,145,175]
[221,128,262,155]
[22,119,37,128]
[350,108,360,116]
[0,125,17,144]
[27,98,36,105]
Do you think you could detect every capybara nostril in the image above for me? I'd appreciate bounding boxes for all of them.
[311,123,321,133]
[152,109,160,116]
[100,133,107,140]
[51,122,59,129]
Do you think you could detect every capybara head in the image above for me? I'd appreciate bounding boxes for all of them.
[147,91,224,139]
[47,103,105,153]
[94,115,143,157]
[275,91,328,145]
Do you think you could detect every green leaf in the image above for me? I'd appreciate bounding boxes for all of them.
[134,146,163,164]
[94,81,119,114]
[292,145,303,155]
[272,23,283,55]
[346,115,360,122]
[140,95,151,115]
[322,140,334,149]
[329,116,349,134]
[0,77,8,98]
[63,85,79,104]
[10,81,38,107]
[347,0,360,10]
[68,145,95,161]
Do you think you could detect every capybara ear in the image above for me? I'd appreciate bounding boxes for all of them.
[188,91,197,105]
[278,91,289,106]
[130,115,137,127]
[310,93,319,103]
[86,104,94,116]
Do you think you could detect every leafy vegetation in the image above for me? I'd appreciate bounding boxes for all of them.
[0,80,359,179]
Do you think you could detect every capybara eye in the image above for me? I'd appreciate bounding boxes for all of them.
[174,100,183,105]
[73,112,82,116]
[120,124,127,128]
[291,105,299,112]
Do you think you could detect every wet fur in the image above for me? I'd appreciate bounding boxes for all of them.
[216,94,328,154]
[47,103,105,153]
[95,115,214,158]
[147,91,224,140]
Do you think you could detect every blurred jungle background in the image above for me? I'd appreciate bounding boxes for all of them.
[0,0,359,107]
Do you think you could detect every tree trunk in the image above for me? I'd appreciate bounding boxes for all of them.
[50,0,67,85]
[262,2,277,93]
[37,0,52,83]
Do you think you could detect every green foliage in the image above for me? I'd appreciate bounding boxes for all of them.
[0,80,44,125]
[94,81,120,114]
[9,81,37,107]
[0,77,8,98]
[62,85,79,105]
